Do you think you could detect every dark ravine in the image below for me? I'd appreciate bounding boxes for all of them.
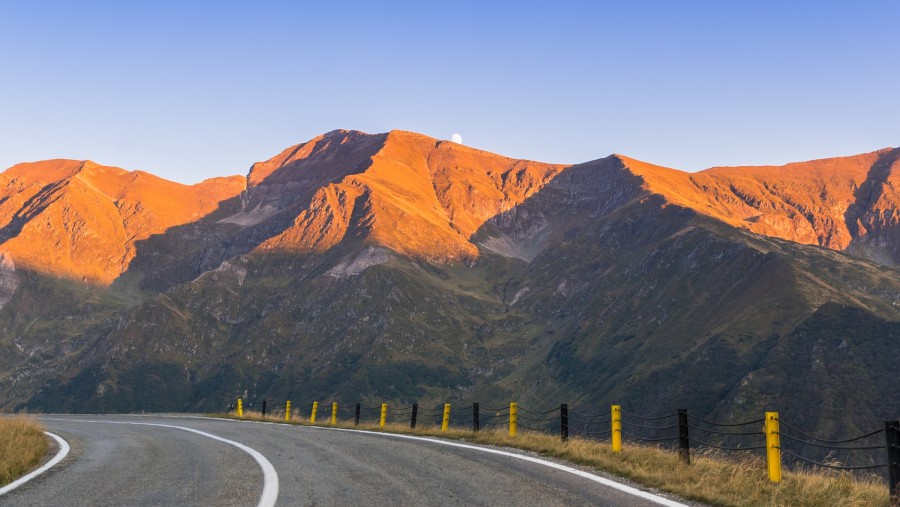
[0,130,898,440]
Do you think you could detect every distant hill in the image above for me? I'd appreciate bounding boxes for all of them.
[1,130,897,438]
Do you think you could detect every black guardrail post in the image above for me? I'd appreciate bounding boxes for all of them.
[887,420,900,505]
[560,404,568,441]
[678,409,690,464]
[411,403,418,429]
[473,403,480,432]
[354,403,361,426]
[261,400,267,418]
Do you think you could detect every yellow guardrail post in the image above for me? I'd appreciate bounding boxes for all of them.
[509,402,517,437]
[765,411,782,483]
[611,405,622,452]
[331,402,338,425]
[441,403,451,432]
[237,398,243,418]
[310,401,318,424]
[285,400,291,422]
[380,403,388,427]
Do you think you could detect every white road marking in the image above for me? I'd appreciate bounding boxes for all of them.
[0,431,70,496]
[208,416,690,506]
[40,418,278,507]
[308,425,690,507]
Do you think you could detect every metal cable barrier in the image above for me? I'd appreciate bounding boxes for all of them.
[618,410,679,445]
[686,414,767,452]
[479,409,509,429]
[568,408,613,439]
[776,422,888,473]
[233,396,900,500]
[479,405,510,429]
[621,409,679,421]
[360,405,382,423]
[779,450,888,471]
[518,406,558,416]
[516,411,561,432]
[781,421,885,444]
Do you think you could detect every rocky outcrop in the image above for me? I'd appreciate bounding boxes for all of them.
[0,253,18,308]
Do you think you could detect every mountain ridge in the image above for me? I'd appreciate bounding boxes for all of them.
[0,133,896,314]
[0,131,897,440]
[4,132,896,283]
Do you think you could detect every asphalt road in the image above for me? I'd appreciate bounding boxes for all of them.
[2,415,697,507]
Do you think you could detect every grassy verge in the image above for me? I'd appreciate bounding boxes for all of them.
[214,411,890,507]
[0,416,49,486]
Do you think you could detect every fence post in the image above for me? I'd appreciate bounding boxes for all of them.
[380,403,387,428]
[611,405,622,452]
[765,411,781,483]
[441,403,451,432]
[310,401,318,424]
[331,402,338,425]
[237,398,243,418]
[411,403,418,429]
[678,409,690,464]
[886,420,900,505]
[560,404,569,441]
[509,402,518,437]
[285,400,291,422]
[473,403,480,432]
[354,403,360,426]
[261,400,267,418]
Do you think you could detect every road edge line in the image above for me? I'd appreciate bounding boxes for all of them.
[309,425,690,507]
[205,417,689,507]
[40,418,278,507]
[153,423,279,507]
[0,431,70,497]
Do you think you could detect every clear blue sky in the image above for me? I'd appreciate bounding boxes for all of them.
[1,1,897,184]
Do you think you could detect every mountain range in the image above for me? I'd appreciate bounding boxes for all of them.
[1,130,897,439]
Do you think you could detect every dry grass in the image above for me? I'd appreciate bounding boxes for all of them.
[0,416,48,486]
[215,410,891,506]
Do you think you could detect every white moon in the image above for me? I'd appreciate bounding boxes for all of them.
[451,133,463,144]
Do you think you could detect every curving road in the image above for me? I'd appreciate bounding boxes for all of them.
[2,415,698,507]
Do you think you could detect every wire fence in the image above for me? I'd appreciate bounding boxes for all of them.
[236,397,900,498]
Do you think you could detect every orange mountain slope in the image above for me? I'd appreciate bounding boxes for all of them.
[244,130,567,262]
[619,147,900,264]
[0,160,245,283]
[245,131,899,266]
[1,132,896,287]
